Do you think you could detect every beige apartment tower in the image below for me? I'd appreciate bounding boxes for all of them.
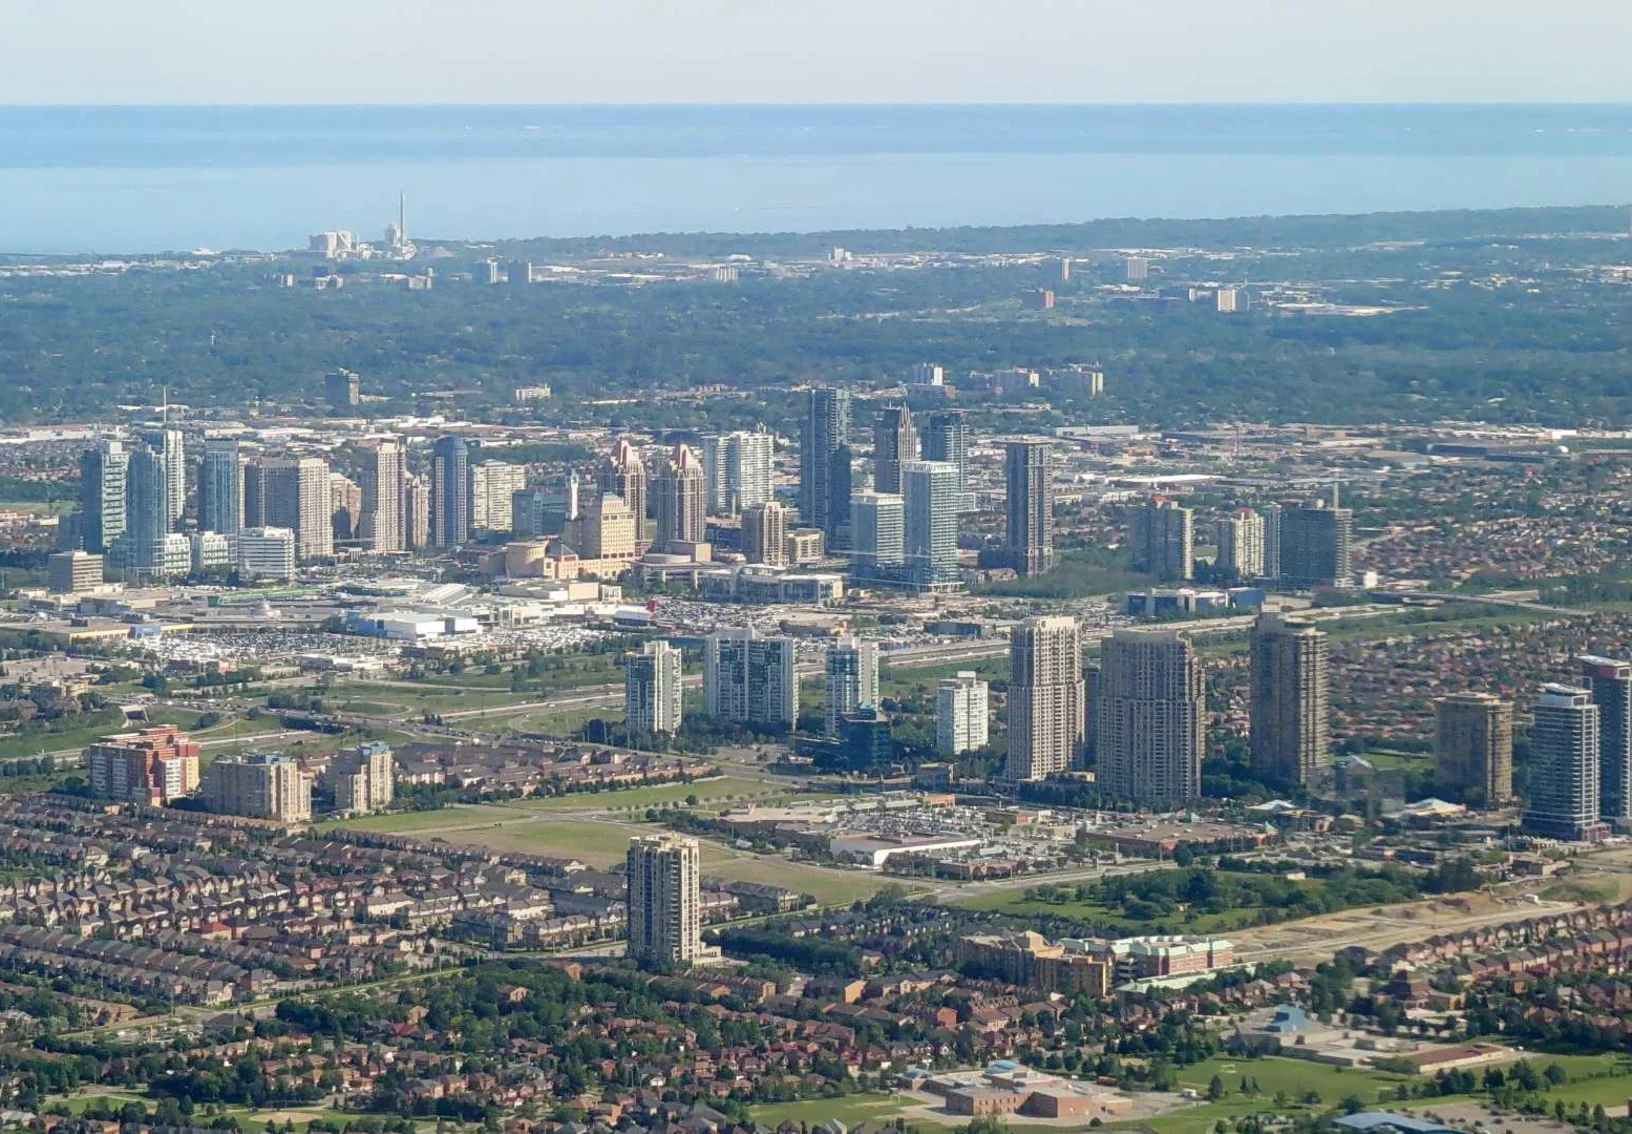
[1095,628,1205,803]
[359,438,405,552]
[331,742,395,815]
[626,833,701,967]
[202,752,312,823]
[741,500,788,566]
[1003,616,1086,781]
[1434,692,1515,806]
[1249,615,1330,787]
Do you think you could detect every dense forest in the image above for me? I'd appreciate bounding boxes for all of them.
[5,204,1632,425]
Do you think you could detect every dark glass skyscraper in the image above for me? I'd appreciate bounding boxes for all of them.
[800,388,852,547]
[430,435,470,548]
[1004,439,1054,577]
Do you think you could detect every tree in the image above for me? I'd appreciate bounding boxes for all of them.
[1208,1075,1226,1102]
[1542,1063,1567,1088]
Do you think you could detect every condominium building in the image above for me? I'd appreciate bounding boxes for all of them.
[404,475,431,550]
[359,438,405,552]
[653,443,707,549]
[800,387,853,547]
[122,445,172,577]
[470,459,527,533]
[1131,498,1193,582]
[261,456,334,561]
[325,368,360,408]
[1004,439,1054,577]
[824,637,880,737]
[86,726,201,805]
[80,440,128,555]
[626,834,701,967]
[1218,508,1265,579]
[1004,616,1086,782]
[1262,502,1283,581]
[902,459,960,590]
[701,428,774,515]
[626,640,684,736]
[1280,497,1354,589]
[922,410,973,511]
[703,629,799,728]
[741,500,788,566]
[872,404,918,495]
[331,473,363,542]
[1248,615,1330,787]
[1434,692,1515,806]
[851,491,905,579]
[599,439,649,547]
[1095,628,1204,803]
[1523,684,1607,841]
[937,671,989,756]
[202,752,313,824]
[430,436,471,548]
[330,741,395,814]
[1580,656,1632,823]
[200,438,243,536]
[143,428,186,527]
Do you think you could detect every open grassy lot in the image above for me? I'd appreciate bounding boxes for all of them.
[316,803,525,835]
[430,816,646,863]
[750,1096,915,1128]
[0,707,126,759]
[504,775,778,814]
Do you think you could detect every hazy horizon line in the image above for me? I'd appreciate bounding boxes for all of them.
[6,100,1632,110]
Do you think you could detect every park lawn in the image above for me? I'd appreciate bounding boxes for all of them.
[1121,1056,1418,1134]
[1176,1053,1413,1103]
[316,804,526,835]
[431,816,647,864]
[509,705,609,737]
[750,1095,912,1128]
[59,1094,148,1115]
[697,846,914,906]
[0,707,127,760]
[504,775,773,814]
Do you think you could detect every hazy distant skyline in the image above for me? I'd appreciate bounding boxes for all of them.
[5,0,1630,106]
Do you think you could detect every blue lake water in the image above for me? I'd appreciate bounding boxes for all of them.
[4,105,1632,253]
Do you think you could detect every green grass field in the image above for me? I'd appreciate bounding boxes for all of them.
[504,775,776,814]
[0,707,126,760]
[316,803,525,834]
[750,1096,915,1128]
[427,816,646,863]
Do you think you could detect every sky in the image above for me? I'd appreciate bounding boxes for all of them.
[3,0,1629,105]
